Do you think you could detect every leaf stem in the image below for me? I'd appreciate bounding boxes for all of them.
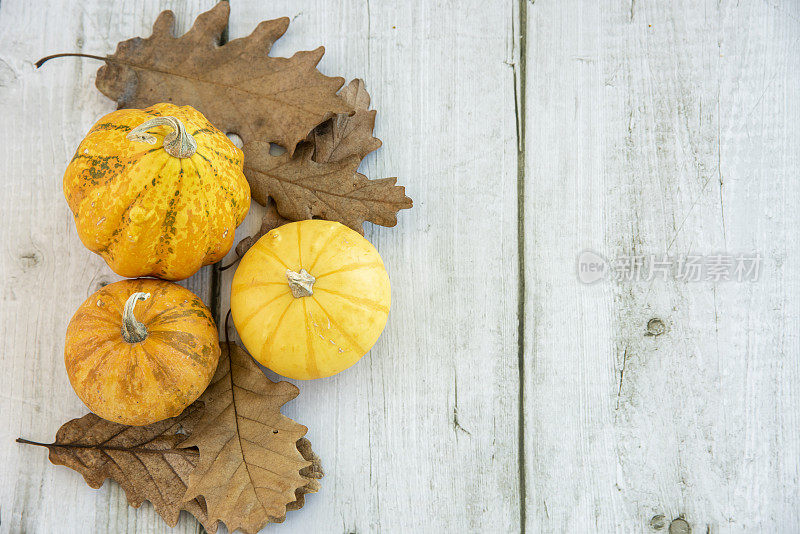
[16,437,200,456]
[218,254,242,272]
[16,437,47,447]
[35,52,108,69]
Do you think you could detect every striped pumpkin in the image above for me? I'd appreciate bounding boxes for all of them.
[231,220,391,380]
[63,103,249,281]
[65,278,220,426]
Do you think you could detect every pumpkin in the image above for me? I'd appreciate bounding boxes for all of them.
[231,220,391,380]
[63,103,250,281]
[65,278,220,426]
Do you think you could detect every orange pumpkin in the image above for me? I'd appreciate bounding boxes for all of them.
[63,103,250,281]
[65,279,220,425]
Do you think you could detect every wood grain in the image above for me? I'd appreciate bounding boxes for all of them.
[3,0,800,532]
[522,0,800,532]
[219,0,521,532]
[0,2,215,533]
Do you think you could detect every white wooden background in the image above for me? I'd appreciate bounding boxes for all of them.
[1,0,798,532]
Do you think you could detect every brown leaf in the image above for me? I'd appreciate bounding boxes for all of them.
[243,143,413,234]
[236,78,410,245]
[288,437,324,511]
[40,4,413,231]
[234,197,291,258]
[180,342,320,534]
[311,79,382,163]
[17,353,321,532]
[16,403,219,533]
[94,2,351,155]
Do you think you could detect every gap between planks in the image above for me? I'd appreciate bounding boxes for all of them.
[514,0,528,532]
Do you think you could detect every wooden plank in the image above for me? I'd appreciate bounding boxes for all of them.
[220,1,522,531]
[0,2,215,533]
[522,0,800,532]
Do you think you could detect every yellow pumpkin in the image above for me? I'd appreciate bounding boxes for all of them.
[65,278,220,426]
[63,103,250,281]
[231,220,391,380]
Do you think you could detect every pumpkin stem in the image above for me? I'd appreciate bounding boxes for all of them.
[286,269,315,298]
[126,116,197,158]
[121,292,151,343]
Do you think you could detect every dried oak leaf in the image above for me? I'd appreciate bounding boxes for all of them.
[234,197,290,258]
[237,78,409,250]
[16,375,321,532]
[244,143,412,234]
[16,403,219,533]
[180,342,319,534]
[289,437,324,511]
[245,78,411,234]
[310,78,382,163]
[94,2,351,155]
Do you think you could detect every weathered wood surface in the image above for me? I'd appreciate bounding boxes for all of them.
[522,0,800,532]
[0,2,215,533]
[1,0,799,532]
[220,1,521,532]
